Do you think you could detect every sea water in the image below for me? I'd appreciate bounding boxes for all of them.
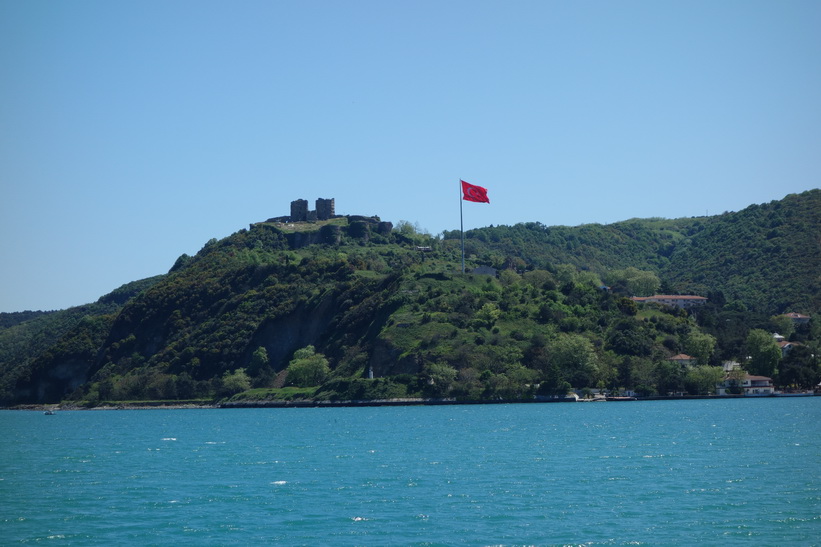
[1,399,819,545]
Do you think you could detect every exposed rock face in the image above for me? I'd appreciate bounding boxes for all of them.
[369,339,420,377]
[285,230,324,248]
[17,358,91,403]
[248,295,337,371]
[348,221,370,241]
[320,224,341,245]
[282,216,384,249]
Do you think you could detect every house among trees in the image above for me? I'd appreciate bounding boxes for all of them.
[777,340,801,358]
[716,374,775,396]
[782,312,811,325]
[668,354,697,367]
[630,295,708,309]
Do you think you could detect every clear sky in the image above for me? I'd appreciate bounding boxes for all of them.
[1,0,819,313]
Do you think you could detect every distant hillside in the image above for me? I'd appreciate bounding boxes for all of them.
[449,189,821,315]
[1,191,818,406]
[665,190,821,314]
[445,217,704,276]
[0,310,52,330]
[0,276,165,403]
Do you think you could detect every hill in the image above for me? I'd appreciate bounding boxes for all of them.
[1,192,818,406]
[0,276,165,403]
[665,190,821,314]
[451,189,821,315]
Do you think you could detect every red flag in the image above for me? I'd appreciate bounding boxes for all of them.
[461,180,490,203]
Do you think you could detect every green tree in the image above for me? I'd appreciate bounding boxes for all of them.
[626,357,655,389]
[683,330,716,366]
[248,346,270,375]
[550,333,599,388]
[554,264,577,285]
[221,368,251,396]
[394,220,420,236]
[655,360,684,395]
[684,365,723,395]
[522,269,556,290]
[777,345,819,389]
[610,267,661,297]
[248,346,275,388]
[423,362,458,397]
[286,345,330,387]
[576,271,603,288]
[625,267,661,297]
[725,365,747,394]
[745,329,781,377]
[474,303,501,330]
[769,315,795,340]
[498,269,521,287]
[452,367,483,399]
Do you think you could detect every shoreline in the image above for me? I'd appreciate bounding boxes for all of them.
[5,392,818,411]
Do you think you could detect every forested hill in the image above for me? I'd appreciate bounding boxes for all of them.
[665,190,820,314]
[451,189,821,314]
[1,190,818,406]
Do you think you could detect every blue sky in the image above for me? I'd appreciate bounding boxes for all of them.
[1,0,819,313]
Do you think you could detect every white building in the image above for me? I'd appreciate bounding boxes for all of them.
[717,374,775,396]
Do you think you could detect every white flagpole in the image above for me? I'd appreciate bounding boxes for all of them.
[460,179,465,273]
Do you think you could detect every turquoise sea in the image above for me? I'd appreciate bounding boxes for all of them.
[2,399,819,545]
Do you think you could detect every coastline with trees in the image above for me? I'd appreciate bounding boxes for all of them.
[1,190,819,408]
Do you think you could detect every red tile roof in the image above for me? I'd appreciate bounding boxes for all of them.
[783,312,810,319]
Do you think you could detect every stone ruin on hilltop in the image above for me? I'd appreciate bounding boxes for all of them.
[265,197,337,223]
[257,198,393,248]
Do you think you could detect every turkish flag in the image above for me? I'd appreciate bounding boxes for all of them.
[461,180,490,203]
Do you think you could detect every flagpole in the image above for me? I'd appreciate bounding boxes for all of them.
[459,179,465,274]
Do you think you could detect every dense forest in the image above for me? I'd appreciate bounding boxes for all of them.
[1,190,819,406]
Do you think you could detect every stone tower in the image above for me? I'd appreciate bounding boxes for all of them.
[290,199,308,222]
[316,198,335,220]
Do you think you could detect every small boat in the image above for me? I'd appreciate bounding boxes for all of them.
[44,409,55,415]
